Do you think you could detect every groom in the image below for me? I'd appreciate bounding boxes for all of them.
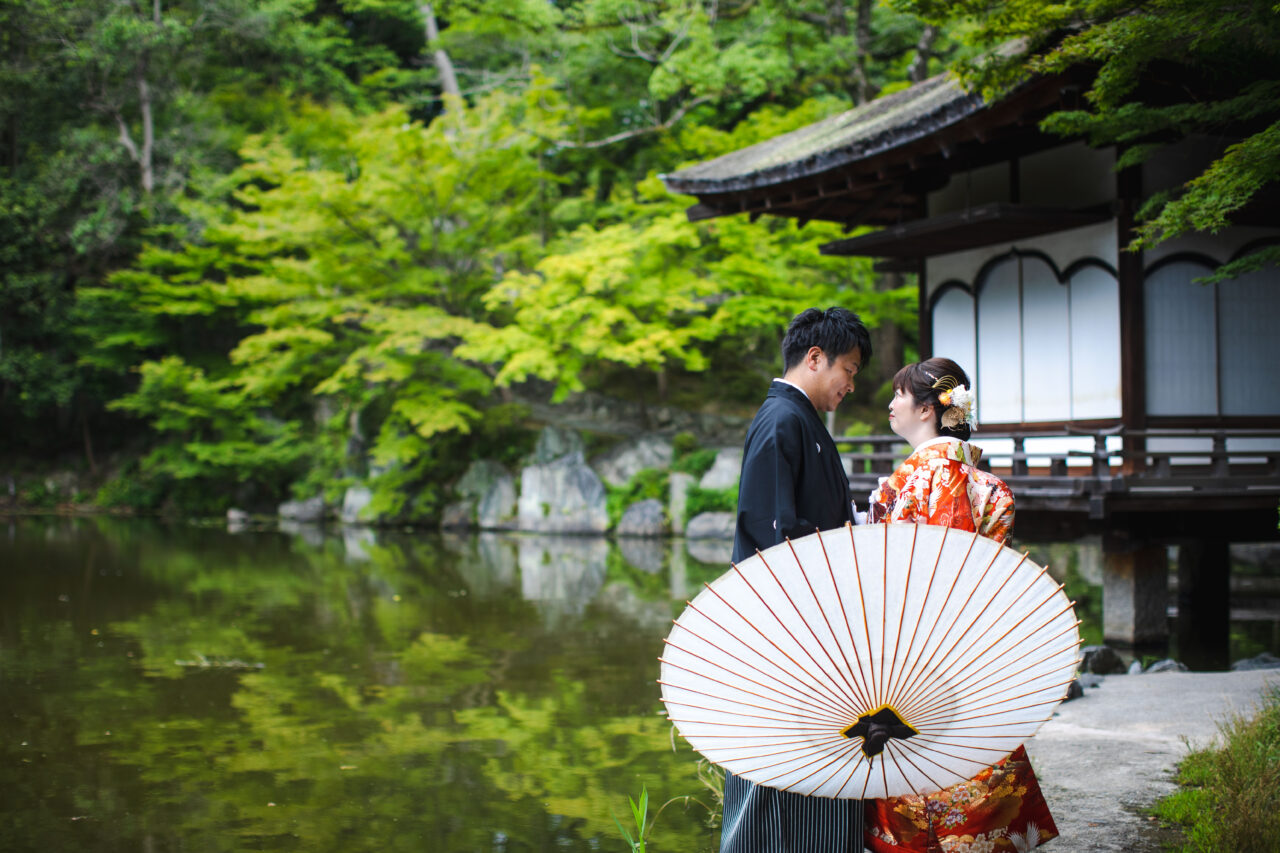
[722,305,873,853]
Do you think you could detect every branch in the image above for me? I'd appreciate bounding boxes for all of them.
[553,96,712,150]
[113,111,142,165]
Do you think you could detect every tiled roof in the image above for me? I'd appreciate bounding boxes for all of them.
[661,72,984,195]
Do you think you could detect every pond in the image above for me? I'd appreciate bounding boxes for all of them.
[2,517,1276,852]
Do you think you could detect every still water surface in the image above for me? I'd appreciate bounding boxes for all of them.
[2,518,1275,852]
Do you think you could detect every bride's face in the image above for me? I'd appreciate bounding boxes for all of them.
[888,386,931,442]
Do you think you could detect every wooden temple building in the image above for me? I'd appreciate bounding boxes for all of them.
[661,67,1280,668]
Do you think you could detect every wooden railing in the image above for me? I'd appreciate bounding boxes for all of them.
[833,428,1280,508]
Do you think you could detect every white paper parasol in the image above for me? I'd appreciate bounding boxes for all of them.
[659,523,1080,799]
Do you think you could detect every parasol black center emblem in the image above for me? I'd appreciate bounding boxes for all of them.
[842,706,918,758]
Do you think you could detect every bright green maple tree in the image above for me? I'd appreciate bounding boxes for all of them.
[101,87,563,516]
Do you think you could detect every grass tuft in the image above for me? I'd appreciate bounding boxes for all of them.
[1151,687,1280,852]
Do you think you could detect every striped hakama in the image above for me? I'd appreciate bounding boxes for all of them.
[720,772,866,853]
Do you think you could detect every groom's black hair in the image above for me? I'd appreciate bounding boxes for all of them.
[781,307,873,371]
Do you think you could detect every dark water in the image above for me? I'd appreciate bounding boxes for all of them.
[2,518,1276,852]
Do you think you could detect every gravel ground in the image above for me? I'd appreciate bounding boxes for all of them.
[1025,669,1280,852]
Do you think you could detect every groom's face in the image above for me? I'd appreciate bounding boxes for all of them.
[808,347,862,412]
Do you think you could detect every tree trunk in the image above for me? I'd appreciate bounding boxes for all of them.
[420,3,461,102]
[850,0,877,105]
[137,73,155,193]
[908,24,939,82]
[871,272,905,391]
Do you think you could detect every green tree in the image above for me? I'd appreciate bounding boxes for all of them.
[894,0,1280,282]
[99,88,564,517]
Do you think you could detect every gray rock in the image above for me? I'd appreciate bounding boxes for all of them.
[440,500,473,530]
[476,473,517,530]
[341,485,374,524]
[455,460,510,501]
[668,472,695,534]
[1080,645,1127,675]
[529,425,585,464]
[617,499,667,537]
[1143,658,1190,674]
[1127,660,1144,675]
[618,537,665,574]
[592,435,674,487]
[1064,679,1085,701]
[685,511,736,540]
[699,448,743,490]
[517,453,608,533]
[1231,652,1280,671]
[279,495,326,523]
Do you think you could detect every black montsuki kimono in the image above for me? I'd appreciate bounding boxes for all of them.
[722,380,863,853]
[732,381,855,564]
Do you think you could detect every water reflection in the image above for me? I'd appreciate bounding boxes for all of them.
[2,518,1275,853]
[0,518,724,853]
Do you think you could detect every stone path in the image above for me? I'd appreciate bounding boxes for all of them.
[1025,669,1279,852]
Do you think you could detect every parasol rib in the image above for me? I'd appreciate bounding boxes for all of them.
[724,559,864,718]
[899,592,1075,721]
[763,544,874,712]
[785,536,876,711]
[690,583,860,718]
[668,621,855,721]
[891,550,1031,716]
[659,638,854,721]
[886,541,1004,717]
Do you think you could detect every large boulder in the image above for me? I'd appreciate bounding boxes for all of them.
[447,460,517,530]
[279,496,326,523]
[529,425,585,464]
[518,451,609,533]
[455,460,509,500]
[341,485,374,524]
[476,473,518,530]
[685,511,736,540]
[592,435,674,487]
[699,448,743,490]
[440,501,473,530]
[617,499,667,537]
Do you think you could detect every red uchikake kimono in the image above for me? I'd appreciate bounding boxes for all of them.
[864,437,1059,853]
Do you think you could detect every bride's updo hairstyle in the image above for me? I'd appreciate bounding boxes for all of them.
[892,357,974,441]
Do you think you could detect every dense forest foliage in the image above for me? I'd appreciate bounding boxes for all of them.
[3,0,1276,520]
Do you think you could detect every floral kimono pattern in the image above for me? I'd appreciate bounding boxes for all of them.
[866,440,1055,851]
[864,746,1057,853]
[867,438,1014,544]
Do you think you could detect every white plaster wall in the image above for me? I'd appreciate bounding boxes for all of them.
[924,220,1117,299]
[1020,142,1115,208]
[928,161,1011,215]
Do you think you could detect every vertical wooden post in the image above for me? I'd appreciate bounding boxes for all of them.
[1176,539,1231,671]
[1102,536,1168,647]
[1116,161,1146,474]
